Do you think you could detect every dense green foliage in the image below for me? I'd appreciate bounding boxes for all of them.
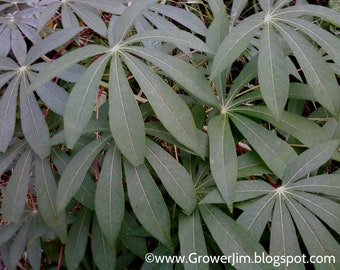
[0,0,339,269]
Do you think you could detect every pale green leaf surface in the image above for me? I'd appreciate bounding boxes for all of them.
[10,220,30,268]
[26,27,83,64]
[258,23,289,119]
[123,30,211,53]
[122,52,203,156]
[277,23,340,117]
[64,54,110,148]
[0,140,26,175]
[208,0,225,16]
[230,0,248,26]
[109,54,145,166]
[149,4,207,36]
[35,156,67,242]
[259,0,272,12]
[95,145,124,248]
[2,149,32,223]
[285,198,339,270]
[231,113,298,178]
[28,45,108,91]
[56,134,111,213]
[68,3,107,36]
[110,0,156,45]
[61,3,79,29]
[208,115,237,208]
[270,198,302,270]
[210,12,264,80]
[125,47,218,107]
[124,161,171,247]
[0,75,20,152]
[290,191,340,234]
[289,175,340,197]
[199,204,273,270]
[145,138,197,215]
[235,106,329,147]
[237,193,276,240]
[91,217,116,270]
[237,152,271,178]
[179,210,208,270]
[65,207,92,270]
[282,140,338,184]
[20,78,50,158]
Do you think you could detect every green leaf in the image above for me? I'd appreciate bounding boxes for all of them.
[110,0,156,45]
[270,198,302,270]
[208,115,237,209]
[2,149,32,223]
[119,210,147,259]
[259,0,272,12]
[210,12,264,80]
[0,75,20,152]
[91,216,116,270]
[20,78,50,158]
[124,161,171,247]
[235,106,329,147]
[258,23,289,119]
[208,0,225,16]
[26,27,83,64]
[289,174,340,197]
[65,207,92,270]
[231,113,298,178]
[282,140,338,184]
[199,204,272,270]
[68,3,107,36]
[27,235,42,270]
[10,221,30,268]
[95,145,124,248]
[279,18,340,67]
[229,0,248,26]
[0,140,26,175]
[145,138,197,215]
[122,52,203,157]
[237,152,271,178]
[64,54,110,148]
[149,4,207,36]
[125,47,218,107]
[109,54,145,166]
[237,193,276,241]
[277,23,340,118]
[28,45,108,91]
[56,133,111,213]
[276,4,340,26]
[35,156,68,242]
[123,30,212,53]
[234,180,274,202]
[179,210,208,270]
[285,198,339,270]
[289,191,340,234]
[0,222,20,246]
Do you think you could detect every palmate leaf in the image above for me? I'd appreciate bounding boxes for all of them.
[276,23,340,118]
[35,156,68,243]
[64,54,110,148]
[125,46,218,107]
[282,140,338,184]
[179,210,208,270]
[0,74,20,152]
[237,193,276,241]
[123,161,171,248]
[235,106,329,147]
[95,145,124,249]
[145,138,197,215]
[258,23,289,120]
[199,204,272,270]
[284,198,339,270]
[109,53,145,166]
[20,77,50,158]
[230,113,297,178]
[208,115,237,209]
[210,12,264,80]
[2,148,32,223]
[56,133,111,213]
[122,52,203,157]
[270,198,303,270]
[65,207,92,270]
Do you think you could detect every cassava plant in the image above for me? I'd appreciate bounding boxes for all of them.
[0,0,339,269]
